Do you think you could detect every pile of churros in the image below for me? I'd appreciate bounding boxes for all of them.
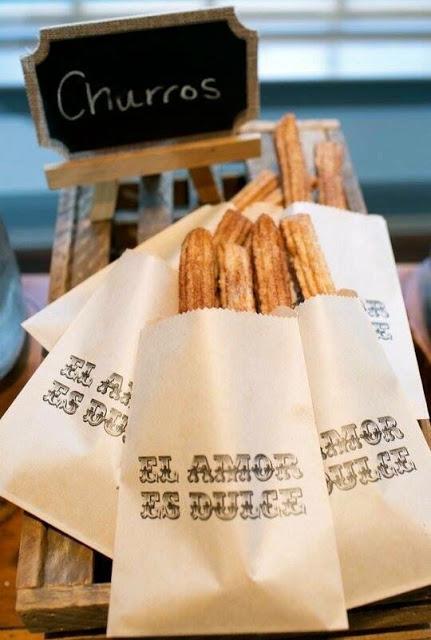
[232,113,347,211]
[179,210,335,314]
[178,112,346,314]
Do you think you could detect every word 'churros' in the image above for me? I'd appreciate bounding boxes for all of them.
[281,214,335,299]
[218,244,255,312]
[274,114,311,206]
[179,228,217,313]
[252,214,294,314]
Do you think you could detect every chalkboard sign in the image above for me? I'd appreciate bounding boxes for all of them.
[22,8,258,156]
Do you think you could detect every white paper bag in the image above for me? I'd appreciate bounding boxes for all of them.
[23,202,282,352]
[23,203,230,351]
[0,251,177,556]
[299,295,431,608]
[286,202,428,420]
[108,309,347,636]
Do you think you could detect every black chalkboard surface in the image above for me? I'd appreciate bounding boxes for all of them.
[22,8,258,155]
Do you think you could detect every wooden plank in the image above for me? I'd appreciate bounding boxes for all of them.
[189,166,222,204]
[349,602,431,631]
[47,187,77,303]
[43,529,93,587]
[327,127,367,214]
[16,584,109,633]
[70,187,111,288]
[241,118,341,133]
[45,133,261,189]
[419,419,431,448]
[0,508,25,629]
[16,515,46,590]
[0,630,43,640]
[137,174,173,243]
[334,629,431,640]
[89,181,118,222]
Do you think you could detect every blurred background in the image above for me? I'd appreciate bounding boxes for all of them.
[1,0,431,268]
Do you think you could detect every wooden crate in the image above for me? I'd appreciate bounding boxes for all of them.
[15,120,431,638]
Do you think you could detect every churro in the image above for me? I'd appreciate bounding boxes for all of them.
[179,228,217,313]
[213,209,252,247]
[274,114,311,206]
[218,244,255,312]
[252,214,294,314]
[280,214,335,299]
[315,141,347,209]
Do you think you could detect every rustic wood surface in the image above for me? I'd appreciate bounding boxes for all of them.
[9,119,431,638]
[137,174,174,243]
[41,632,431,640]
[45,133,261,189]
[189,166,222,204]
[0,275,48,633]
[88,181,118,222]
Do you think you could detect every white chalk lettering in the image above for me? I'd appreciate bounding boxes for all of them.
[57,70,86,121]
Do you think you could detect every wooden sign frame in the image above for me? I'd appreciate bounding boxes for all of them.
[21,7,259,158]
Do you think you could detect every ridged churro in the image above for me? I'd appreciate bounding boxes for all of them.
[218,244,255,312]
[213,209,252,247]
[179,228,217,313]
[280,214,335,299]
[231,169,279,211]
[315,141,347,209]
[252,214,294,314]
[274,114,311,206]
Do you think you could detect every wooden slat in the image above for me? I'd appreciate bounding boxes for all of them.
[70,187,111,288]
[16,515,46,590]
[88,181,118,222]
[327,127,367,214]
[137,174,173,244]
[189,166,222,204]
[16,584,109,633]
[43,529,93,587]
[349,602,431,631]
[241,118,341,133]
[419,419,431,448]
[333,629,431,640]
[45,133,261,189]
[35,631,431,640]
[47,187,77,303]
[0,630,43,640]
[16,580,431,634]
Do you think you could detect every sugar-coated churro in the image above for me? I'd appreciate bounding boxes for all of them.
[179,228,217,313]
[218,243,255,312]
[274,113,311,206]
[213,209,253,247]
[252,214,294,314]
[280,214,336,299]
[315,141,347,209]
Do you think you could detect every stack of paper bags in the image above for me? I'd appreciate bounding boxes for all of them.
[0,202,430,636]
